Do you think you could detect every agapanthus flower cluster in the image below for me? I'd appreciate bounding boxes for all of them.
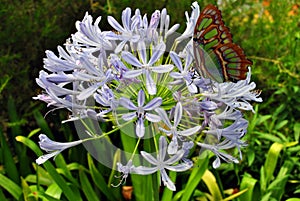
[34,2,262,191]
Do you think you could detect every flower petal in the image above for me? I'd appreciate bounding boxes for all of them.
[137,90,145,107]
[145,113,161,122]
[136,118,145,137]
[150,65,173,73]
[155,108,172,128]
[141,151,158,165]
[173,102,182,127]
[170,51,183,71]
[145,71,156,95]
[144,97,162,110]
[161,169,176,191]
[124,69,143,78]
[178,126,201,136]
[119,97,137,110]
[122,112,136,121]
[148,42,166,65]
[122,51,143,67]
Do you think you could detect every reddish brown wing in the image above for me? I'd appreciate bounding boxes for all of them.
[193,4,252,82]
[214,43,252,81]
[193,4,232,48]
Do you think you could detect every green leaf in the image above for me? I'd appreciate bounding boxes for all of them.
[33,110,54,138]
[0,189,6,201]
[274,120,288,130]
[239,173,258,201]
[0,173,22,200]
[0,74,10,94]
[55,155,80,188]
[269,160,294,200]
[264,142,283,185]
[16,136,81,201]
[286,198,300,201]
[87,154,118,201]
[247,149,255,166]
[45,183,62,199]
[293,122,300,141]
[79,169,100,201]
[255,132,282,142]
[202,170,222,200]
[21,177,34,201]
[180,155,209,201]
[0,128,19,184]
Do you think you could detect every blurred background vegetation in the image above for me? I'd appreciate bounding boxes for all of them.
[0,0,299,200]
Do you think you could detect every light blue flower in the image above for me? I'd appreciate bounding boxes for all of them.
[205,118,248,141]
[133,136,192,191]
[175,1,200,42]
[36,134,83,165]
[197,140,240,168]
[169,50,197,93]
[122,41,173,95]
[113,160,135,187]
[202,68,262,112]
[155,102,201,154]
[72,12,113,54]
[119,90,162,137]
[107,7,141,52]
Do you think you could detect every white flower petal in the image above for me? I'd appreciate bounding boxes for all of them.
[150,65,173,73]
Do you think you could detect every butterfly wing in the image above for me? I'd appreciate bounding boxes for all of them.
[193,4,252,82]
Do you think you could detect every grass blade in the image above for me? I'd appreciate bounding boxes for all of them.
[79,169,100,201]
[0,173,22,200]
[180,155,209,201]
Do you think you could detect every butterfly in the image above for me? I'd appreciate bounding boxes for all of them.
[193,4,252,83]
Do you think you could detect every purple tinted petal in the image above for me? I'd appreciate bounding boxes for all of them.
[164,150,184,165]
[144,97,162,110]
[94,93,109,106]
[145,113,161,122]
[46,73,74,84]
[137,90,145,107]
[122,51,143,67]
[119,97,137,110]
[178,126,201,136]
[173,102,182,127]
[138,41,147,64]
[122,8,131,31]
[150,65,173,73]
[155,108,172,128]
[159,136,167,160]
[166,162,192,172]
[122,112,136,121]
[145,71,156,95]
[168,140,178,155]
[149,10,160,29]
[133,166,158,175]
[124,69,143,78]
[141,151,157,165]
[148,42,165,65]
[170,72,183,79]
[212,157,221,169]
[136,118,145,137]
[161,169,176,191]
[107,16,125,32]
[77,83,101,100]
[170,51,183,71]
[187,82,198,94]
[36,151,60,165]
[115,41,127,53]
